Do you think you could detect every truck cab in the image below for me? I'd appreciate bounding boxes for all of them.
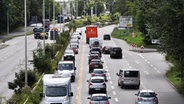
[42,74,73,104]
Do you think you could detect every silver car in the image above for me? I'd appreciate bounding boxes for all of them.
[87,93,111,104]
[91,69,108,81]
[87,76,107,94]
[135,90,158,104]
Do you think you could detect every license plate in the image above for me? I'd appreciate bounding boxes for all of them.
[95,88,100,90]
[94,65,98,67]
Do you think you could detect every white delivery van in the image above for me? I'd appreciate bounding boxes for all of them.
[56,61,76,82]
[116,69,140,89]
[42,74,73,104]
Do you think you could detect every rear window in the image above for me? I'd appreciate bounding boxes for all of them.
[140,92,156,97]
[91,96,108,101]
[124,71,139,77]
[93,70,104,74]
[91,79,104,83]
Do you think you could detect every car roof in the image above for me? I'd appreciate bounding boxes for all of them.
[120,69,139,71]
[91,93,108,97]
[91,59,101,61]
[58,61,74,64]
[93,68,104,71]
[139,89,155,93]
[90,76,105,80]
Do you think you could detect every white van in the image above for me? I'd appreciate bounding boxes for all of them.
[116,69,140,89]
[42,74,73,104]
[56,61,76,82]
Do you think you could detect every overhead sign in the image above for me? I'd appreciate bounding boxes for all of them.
[119,16,133,28]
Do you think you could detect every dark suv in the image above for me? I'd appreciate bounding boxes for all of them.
[33,27,48,39]
[110,47,122,58]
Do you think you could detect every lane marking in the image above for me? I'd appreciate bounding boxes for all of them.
[76,39,85,104]
[113,91,116,95]
[115,98,119,102]
[111,86,114,90]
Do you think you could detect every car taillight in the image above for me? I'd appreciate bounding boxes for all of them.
[89,83,93,86]
[107,101,110,104]
[102,74,106,76]
[138,97,143,101]
[89,101,92,104]
[92,74,96,76]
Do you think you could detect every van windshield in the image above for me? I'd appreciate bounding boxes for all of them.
[46,86,67,97]
[57,63,73,70]
[124,71,139,77]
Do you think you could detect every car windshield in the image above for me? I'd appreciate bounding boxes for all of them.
[46,86,67,97]
[124,71,139,77]
[91,79,104,83]
[140,92,156,97]
[94,70,104,74]
[34,28,43,32]
[91,96,108,101]
[65,51,73,54]
[57,63,73,70]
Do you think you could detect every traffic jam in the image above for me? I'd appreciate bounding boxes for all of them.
[42,25,159,104]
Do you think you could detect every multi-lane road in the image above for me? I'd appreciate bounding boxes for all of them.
[0,24,184,104]
[70,25,184,104]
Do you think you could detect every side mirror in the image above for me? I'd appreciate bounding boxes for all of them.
[105,79,108,82]
[75,67,76,70]
[87,80,89,82]
[56,68,58,70]
[87,97,91,99]
[69,92,73,96]
[108,97,111,99]
[116,73,119,76]
[135,94,138,96]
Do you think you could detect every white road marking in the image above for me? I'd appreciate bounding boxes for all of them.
[115,98,119,102]
[144,71,149,75]
[157,70,161,73]
[110,81,113,84]
[113,91,116,95]
[111,86,114,90]
[108,76,111,80]
[135,61,140,64]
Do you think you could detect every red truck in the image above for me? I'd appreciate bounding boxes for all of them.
[85,26,98,44]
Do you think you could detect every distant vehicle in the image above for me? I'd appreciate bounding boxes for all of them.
[70,44,78,54]
[89,59,103,73]
[87,76,107,94]
[90,51,101,58]
[102,46,112,54]
[90,47,102,55]
[73,32,81,39]
[56,61,76,82]
[135,90,158,104]
[110,47,122,58]
[63,50,75,61]
[89,38,102,49]
[87,93,111,104]
[116,69,140,89]
[91,69,108,81]
[42,74,73,104]
[42,19,50,29]
[88,54,100,64]
[86,26,98,44]
[103,34,111,40]
[33,27,48,39]
[58,15,69,23]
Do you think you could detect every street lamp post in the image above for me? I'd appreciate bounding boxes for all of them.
[43,0,45,53]
[24,0,28,87]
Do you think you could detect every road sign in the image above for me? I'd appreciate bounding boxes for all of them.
[119,16,133,28]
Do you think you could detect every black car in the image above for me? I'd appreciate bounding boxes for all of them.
[103,34,111,40]
[110,47,122,58]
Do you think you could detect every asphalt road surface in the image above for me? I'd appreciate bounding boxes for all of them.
[69,25,184,104]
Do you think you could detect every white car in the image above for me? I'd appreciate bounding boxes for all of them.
[135,90,158,104]
[63,50,75,61]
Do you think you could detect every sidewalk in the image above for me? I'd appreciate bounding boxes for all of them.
[0,26,34,49]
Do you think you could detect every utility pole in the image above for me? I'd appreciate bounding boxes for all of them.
[24,0,28,87]
[43,0,45,53]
